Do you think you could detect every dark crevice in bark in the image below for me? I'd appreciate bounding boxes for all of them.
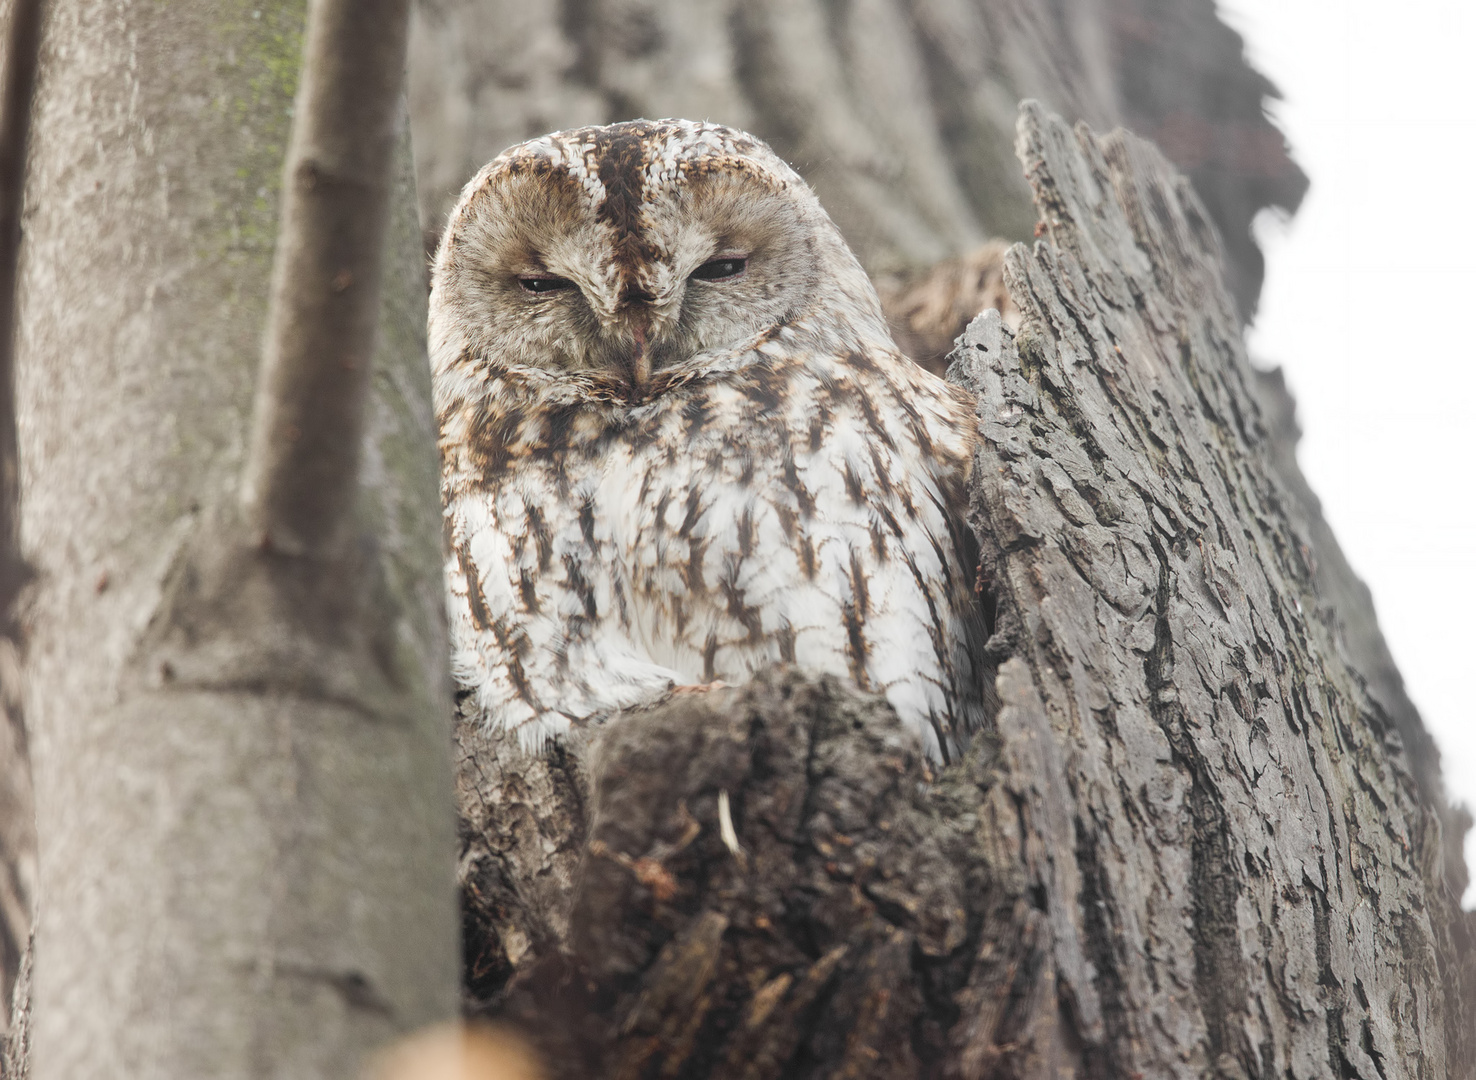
[1144,533,1251,1073]
[1070,816,1129,1080]
[722,8,803,174]
[907,13,1035,245]
[0,931,25,1077]
[557,0,601,89]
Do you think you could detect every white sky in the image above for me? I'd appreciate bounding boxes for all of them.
[1215,0,1476,906]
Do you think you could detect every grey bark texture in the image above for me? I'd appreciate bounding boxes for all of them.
[452,104,1473,1078]
[960,103,1470,1075]
[1246,365,1472,905]
[8,2,460,1076]
[406,0,1306,319]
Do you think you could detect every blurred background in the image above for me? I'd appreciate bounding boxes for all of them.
[404,0,1473,905]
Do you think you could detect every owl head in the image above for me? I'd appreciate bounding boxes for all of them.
[428,119,889,410]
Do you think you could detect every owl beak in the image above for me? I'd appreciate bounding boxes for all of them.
[628,321,651,388]
[611,283,659,391]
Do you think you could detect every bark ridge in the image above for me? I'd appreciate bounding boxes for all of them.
[952,102,1469,1076]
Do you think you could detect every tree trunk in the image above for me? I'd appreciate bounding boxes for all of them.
[407,0,1306,319]
[1245,363,1472,906]
[959,105,1471,1074]
[0,0,43,1032]
[456,104,1474,1078]
[11,3,459,1075]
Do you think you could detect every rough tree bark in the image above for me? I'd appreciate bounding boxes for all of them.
[955,106,1470,1073]
[1245,364,1472,910]
[406,0,1306,318]
[9,2,459,1076]
[455,104,1473,1078]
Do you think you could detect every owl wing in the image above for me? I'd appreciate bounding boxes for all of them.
[445,468,684,751]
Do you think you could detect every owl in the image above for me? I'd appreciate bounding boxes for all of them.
[429,119,985,763]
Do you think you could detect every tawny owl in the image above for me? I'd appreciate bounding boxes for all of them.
[429,119,985,762]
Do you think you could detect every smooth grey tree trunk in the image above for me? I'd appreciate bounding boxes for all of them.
[454,105,1473,1079]
[11,3,459,1076]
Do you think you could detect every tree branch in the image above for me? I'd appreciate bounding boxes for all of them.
[240,0,411,558]
[0,0,44,1041]
[0,0,43,612]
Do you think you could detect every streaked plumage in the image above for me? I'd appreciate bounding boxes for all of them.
[430,119,984,761]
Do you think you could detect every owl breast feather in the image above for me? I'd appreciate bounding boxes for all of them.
[446,341,981,761]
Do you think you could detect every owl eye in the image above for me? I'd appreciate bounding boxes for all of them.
[518,275,574,295]
[690,256,747,282]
